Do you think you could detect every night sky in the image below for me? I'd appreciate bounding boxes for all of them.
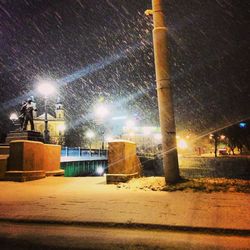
[0,0,249,137]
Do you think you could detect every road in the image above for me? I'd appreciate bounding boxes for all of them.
[1,221,250,250]
[179,156,250,179]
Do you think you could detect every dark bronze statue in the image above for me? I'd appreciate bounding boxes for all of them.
[20,98,37,131]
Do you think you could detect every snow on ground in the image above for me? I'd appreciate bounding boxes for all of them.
[117,177,250,193]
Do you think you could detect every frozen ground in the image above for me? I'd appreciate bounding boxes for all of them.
[0,176,250,231]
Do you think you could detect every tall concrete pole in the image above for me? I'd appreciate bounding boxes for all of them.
[151,0,180,183]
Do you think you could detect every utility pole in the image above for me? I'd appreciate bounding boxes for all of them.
[146,0,180,183]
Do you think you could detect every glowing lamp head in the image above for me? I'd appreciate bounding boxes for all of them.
[10,113,18,121]
[178,139,188,149]
[239,122,247,128]
[220,135,225,140]
[38,81,55,97]
[86,130,95,139]
[94,104,109,119]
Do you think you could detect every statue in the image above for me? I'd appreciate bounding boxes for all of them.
[20,98,37,131]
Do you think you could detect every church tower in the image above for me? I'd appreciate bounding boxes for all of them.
[55,97,64,119]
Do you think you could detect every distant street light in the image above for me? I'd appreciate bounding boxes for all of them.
[38,81,56,143]
[177,139,188,150]
[220,135,225,140]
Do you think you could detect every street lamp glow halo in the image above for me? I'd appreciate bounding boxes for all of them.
[38,81,56,97]
[94,104,110,119]
[86,130,95,139]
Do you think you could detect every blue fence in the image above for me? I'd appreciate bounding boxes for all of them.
[61,147,107,157]
[60,147,108,177]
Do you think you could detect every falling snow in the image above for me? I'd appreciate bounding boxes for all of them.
[0,0,249,139]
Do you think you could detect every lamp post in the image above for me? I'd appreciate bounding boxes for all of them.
[38,81,55,144]
[86,130,95,156]
[94,103,110,150]
[146,0,180,183]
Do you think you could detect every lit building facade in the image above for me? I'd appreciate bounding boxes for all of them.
[29,99,66,144]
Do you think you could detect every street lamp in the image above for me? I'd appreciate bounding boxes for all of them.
[86,130,95,155]
[94,103,110,150]
[9,113,18,130]
[94,104,110,120]
[38,81,55,143]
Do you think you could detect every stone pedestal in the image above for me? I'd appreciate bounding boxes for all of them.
[0,155,8,179]
[3,140,63,182]
[5,131,44,144]
[0,146,9,155]
[43,144,64,176]
[106,140,141,184]
[5,140,45,181]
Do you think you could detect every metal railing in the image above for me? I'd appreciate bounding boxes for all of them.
[61,147,107,158]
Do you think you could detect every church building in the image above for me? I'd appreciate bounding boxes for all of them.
[32,98,66,145]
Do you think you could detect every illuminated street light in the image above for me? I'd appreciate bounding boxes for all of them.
[178,139,188,149]
[38,81,56,97]
[94,104,110,120]
[86,130,95,139]
[38,80,56,143]
[9,113,19,130]
[220,135,225,140]
[9,113,18,121]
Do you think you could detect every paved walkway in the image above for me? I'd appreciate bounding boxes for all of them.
[0,177,250,233]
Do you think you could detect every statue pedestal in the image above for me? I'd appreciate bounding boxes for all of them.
[5,131,44,144]
[5,140,45,181]
[106,140,141,184]
[2,140,63,182]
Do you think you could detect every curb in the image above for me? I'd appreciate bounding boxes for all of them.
[0,218,250,236]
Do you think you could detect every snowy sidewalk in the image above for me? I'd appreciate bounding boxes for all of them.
[0,177,249,232]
